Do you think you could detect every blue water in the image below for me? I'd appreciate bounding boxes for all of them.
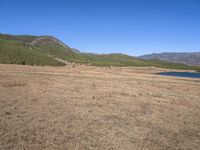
[158,72,200,78]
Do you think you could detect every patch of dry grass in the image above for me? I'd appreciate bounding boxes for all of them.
[1,81,26,88]
[0,64,200,150]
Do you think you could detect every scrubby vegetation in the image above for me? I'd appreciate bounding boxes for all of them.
[0,40,64,66]
[0,33,200,72]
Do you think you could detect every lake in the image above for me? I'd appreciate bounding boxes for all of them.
[158,72,200,78]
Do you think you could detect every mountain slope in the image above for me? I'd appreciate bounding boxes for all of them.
[30,36,88,62]
[82,53,200,71]
[0,33,89,65]
[139,52,200,66]
[0,39,64,66]
[0,33,200,72]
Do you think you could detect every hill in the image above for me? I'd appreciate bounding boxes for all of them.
[139,52,200,66]
[1,33,200,71]
[0,33,86,65]
[0,39,64,66]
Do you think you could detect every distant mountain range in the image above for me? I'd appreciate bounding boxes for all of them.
[0,33,200,72]
[139,52,200,66]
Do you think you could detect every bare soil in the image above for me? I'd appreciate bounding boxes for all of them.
[0,64,200,150]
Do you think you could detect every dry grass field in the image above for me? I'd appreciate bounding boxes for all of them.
[0,64,200,150]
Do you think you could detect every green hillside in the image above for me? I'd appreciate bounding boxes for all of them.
[0,34,38,43]
[32,36,87,63]
[0,33,200,72]
[0,39,64,66]
[83,53,200,71]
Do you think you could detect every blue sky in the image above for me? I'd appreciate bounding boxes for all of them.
[0,0,200,56]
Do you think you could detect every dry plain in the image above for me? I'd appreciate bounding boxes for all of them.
[0,64,200,150]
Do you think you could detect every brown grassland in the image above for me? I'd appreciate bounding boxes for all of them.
[0,64,200,150]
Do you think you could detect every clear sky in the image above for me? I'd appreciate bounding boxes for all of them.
[0,0,200,56]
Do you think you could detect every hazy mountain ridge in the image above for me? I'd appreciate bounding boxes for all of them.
[139,52,200,66]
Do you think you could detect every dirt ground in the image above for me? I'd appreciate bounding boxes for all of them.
[0,64,200,150]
